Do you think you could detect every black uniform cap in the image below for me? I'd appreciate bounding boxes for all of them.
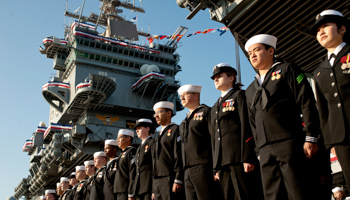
[211,63,237,80]
[310,10,349,35]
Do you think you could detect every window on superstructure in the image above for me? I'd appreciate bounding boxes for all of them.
[135,63,140,69]
[155,57,159,62]
[113,59,118,64]
[113,47,118,53]
[107,57,112,63]
[84,40,89,46]
[95,55,101,61]
[135,52,139,57]
[101,44,107,50]
[96,43,101,49]
[79,39,84,45]
[118,60,123,65]
[107,46,112,51]
[124,61,129,67]
[90,42,95,48]
[145,55,149,60]
[101,56,107,62]
[165,59,169,64]
[129,51,134,56]
[164,47,169,53]
[123,50,129,55]
[161,69,165,74]
[140,53,144,59]
[129,62,134,68]
[150,56,154,61]
[170,60,175,65]
[160,58,164,63]
[118,48,123,54]
[89,54,95,60]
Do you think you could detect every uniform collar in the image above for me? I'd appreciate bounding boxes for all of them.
[159,123,175,136]
[220,88,233,98]
[141,136,152,144]
[327,42,346,59]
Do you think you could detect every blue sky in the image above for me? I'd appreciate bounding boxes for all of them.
[0,1,255,198]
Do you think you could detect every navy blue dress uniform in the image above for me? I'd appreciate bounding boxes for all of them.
[103,157,118,200]
[89,166,106,200]
[179,104,216,200]
[73,179,88,200]
[113,146,137,200]
[153,123,184,200]
[311,9,350,192]
[210,84,263,199]
[246,60,321,199]
[84,176,93,200]
[130,137,154,200]
[60,189,71,200]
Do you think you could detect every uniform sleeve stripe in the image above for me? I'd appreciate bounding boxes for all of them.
[297,73,305,84]
[305,136,318,143]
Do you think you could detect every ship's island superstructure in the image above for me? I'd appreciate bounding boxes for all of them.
[14,1,187,199]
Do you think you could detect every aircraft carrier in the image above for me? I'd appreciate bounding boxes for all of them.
[13,0,186,199]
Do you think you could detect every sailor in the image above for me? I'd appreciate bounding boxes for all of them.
[56,182,63,197]
[113,129,137,200]
[103,139,119,200]
[73,166,88,200]
[129,119,155,200]
[245,34,321,200]
[40,195,46,200]
[178,84,216,200]
[59,177,71,200]
[210,63,263,200]
[67,172,79,199]
[90,151,107,200]
[45,189,57,200]
[332,186,347,200]
[310,9,350,192]
[152,101,184,200]
[84,160,96,200]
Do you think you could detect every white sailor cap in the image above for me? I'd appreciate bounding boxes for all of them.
[153,101,174,111]
[211,63,237,80]
[56,182,60,187]
[94,151,106,158]
[40,195,46,200]
[310,9,348,35]
[178,84,202,95]
[60,177,69,183]
[105,139,118,146]
[245,34,277,52]
[332,186,344,193]
[45,189,56,194]
[346,197,350,200]
[118,129,134,138]
[76,166,85,172]
[133,118,154,129]
[84,160,94,166]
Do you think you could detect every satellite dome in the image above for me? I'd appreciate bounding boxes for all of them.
[140,64,149,75]
[6,196,16,200]
[39,121,46,127]
[149,42,155,48]
[176,0,186,8]
[146,65,160,74]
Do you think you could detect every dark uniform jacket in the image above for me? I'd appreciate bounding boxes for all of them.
[153,123,183,182]
[313,44,350,148]
[210,89,257,170]
[130,137,154,197]
[84,176,93,200]
[246,62,321,150]
[103,158,118,200]
[60,189,71,200]
[89,166,106,200]
[179,104,213,168]
[73,179,88,200]
[67,184,78,200]
[113,146,136,195]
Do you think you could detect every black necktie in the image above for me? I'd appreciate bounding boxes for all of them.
[250,80,268,110]
[329,53,335,61]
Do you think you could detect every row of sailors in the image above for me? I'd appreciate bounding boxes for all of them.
[40,9,350,200]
